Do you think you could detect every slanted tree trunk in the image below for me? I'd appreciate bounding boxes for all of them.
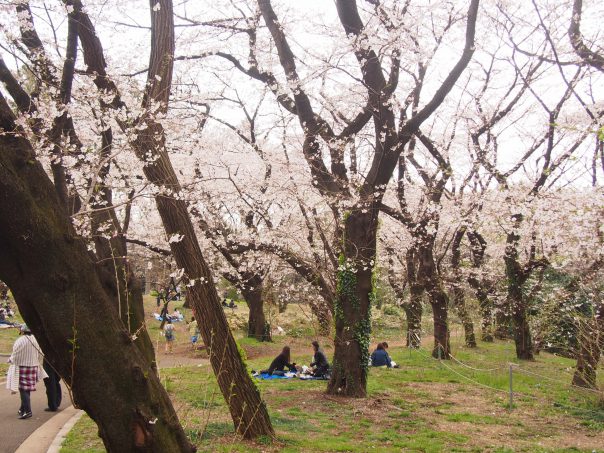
[75,0,274,437]
[451,228,477,348]
[0,124,194,452]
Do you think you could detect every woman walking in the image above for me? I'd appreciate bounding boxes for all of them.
[6,324,46,419]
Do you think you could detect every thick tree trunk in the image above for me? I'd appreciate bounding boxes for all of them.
[405,286,423,348]
[0,131,194,452]
[327,210,375,397]
[241,283,271,342]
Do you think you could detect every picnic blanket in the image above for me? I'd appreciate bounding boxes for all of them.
[254,372,296,380]
[153,313,184,322]
[299,374,330,381]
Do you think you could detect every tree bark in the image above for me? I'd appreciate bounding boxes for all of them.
[429,288,451,359]
[405,286,424,348]
[451,228,477,348]
[504,217,534,360]
[0,123,194,452]
[119,1,274,437]
[327,210,376,397]
[240,277,271,342]
[467,231,494,342]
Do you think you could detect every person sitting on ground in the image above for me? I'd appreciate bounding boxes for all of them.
[310,341,330,377]
[260,346,296,376]
[228,300,237,309]
[221,298,229,307]
[370,342,392,368]
[188,317,199,350]
[0,307,15,326]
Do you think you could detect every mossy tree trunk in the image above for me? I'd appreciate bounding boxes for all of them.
[0,119,194,452]
[327,209,376,397]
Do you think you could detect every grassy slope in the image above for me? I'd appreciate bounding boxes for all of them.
[61,333,604,452]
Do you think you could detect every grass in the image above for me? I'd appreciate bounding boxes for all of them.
[3,295,601,452]
[60,334,604,452]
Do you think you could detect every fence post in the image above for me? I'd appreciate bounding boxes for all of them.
[508,364,513,410]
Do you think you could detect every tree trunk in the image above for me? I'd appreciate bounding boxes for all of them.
[327,210,375,397]
[128,0,274,437]
[451,228,476,348]
[0,130,194,452]
[504,218,534,360]
[468,277,494,342]
[494,304,513,340]
[418,240,451,359]
[452,284,477,348]
[429,289,451,359]
[309,299,333,336]
[241,282,271,342]
[509,284,534,360]
[405,285,423,348]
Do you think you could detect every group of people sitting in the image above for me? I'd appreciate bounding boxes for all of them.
[258,341,330,378]
[258,340,399,378]
[221,298,237,309]
[0,303,16,326]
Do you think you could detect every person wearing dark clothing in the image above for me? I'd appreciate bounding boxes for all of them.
[43,359,62,411]
[310,341,330,377]
[261,346,296,376]
[370,343,392,368]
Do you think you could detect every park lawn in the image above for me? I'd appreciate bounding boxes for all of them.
[61,338,604,453]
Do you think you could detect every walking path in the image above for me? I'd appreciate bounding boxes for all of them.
[1,351,209,452]
[0,378,66,453]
